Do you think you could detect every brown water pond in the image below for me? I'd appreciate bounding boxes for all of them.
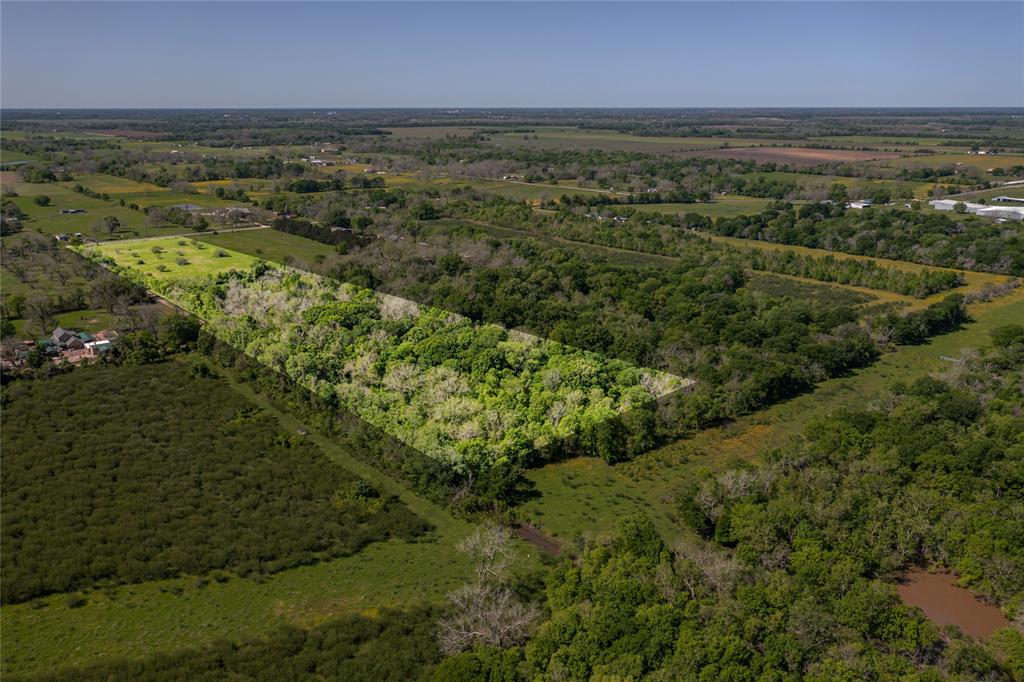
[897,569,1011,639]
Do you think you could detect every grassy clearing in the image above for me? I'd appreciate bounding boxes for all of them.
[87,237,258,279]
[941,185,1024,201]
[197,228,336,265]
[6,181,148,236]
[877,153,1024,172]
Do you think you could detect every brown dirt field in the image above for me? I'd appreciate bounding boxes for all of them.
[677,146,904,166]
[0,171,18,190]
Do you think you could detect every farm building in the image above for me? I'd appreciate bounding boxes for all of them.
[929,199,985,213]
[993,196,1024,203]
[848,200,872,209]
[929,199,1024,220]
[59,208,86,214]
[976,206,1024,221]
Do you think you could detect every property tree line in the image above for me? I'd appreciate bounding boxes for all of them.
[711,200,1024,275]
[0,341,429,603]
[443,193,964,297]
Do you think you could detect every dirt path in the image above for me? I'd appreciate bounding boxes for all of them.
[514,522,562,556]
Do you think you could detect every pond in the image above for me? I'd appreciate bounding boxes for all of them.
[897,569,1011,639]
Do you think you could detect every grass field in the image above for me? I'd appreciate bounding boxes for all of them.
[876,153,1024,173]
[86,237,259,279]
[746,170,935,199]
[197,227,337,265]
[940,184,1024,201]
[69,173,244,211]
[5,181,148,236]
[487,128,783,154]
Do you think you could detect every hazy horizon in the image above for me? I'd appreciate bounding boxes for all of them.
[2,1,1021,109]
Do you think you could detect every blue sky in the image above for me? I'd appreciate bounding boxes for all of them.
[2,1,1021,108]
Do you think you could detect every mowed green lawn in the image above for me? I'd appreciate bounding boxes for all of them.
[87,237,260,279]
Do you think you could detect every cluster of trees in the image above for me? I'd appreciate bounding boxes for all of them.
[109,260,681,471]
[12,329,1024,680]
[713,201,1024,275]
[744,249,963,298]
[1,358,429,603]
[314,223,968,423]
[272,216,370,248]
[443,194,963,298]
[0,231,149,340]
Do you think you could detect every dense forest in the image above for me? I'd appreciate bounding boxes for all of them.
[0,357,429,603]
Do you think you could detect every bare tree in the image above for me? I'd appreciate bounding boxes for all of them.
[437,524,540,655]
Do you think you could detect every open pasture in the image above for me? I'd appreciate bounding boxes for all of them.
[198,227,337,265]
[701,232,1013,309]
[87,237,259,279]
[5,181,148,236]
[383,126,483,140]
[875,152,1024,173]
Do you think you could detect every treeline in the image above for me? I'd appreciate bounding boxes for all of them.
[445,195,963,297]
[744,249,963,298]
[712,201,1024,275]
[0,355,429,603]
[272,216,370,248]
[559,190,712,207]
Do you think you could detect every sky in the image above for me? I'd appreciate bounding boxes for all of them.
[1,1,1022,108]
